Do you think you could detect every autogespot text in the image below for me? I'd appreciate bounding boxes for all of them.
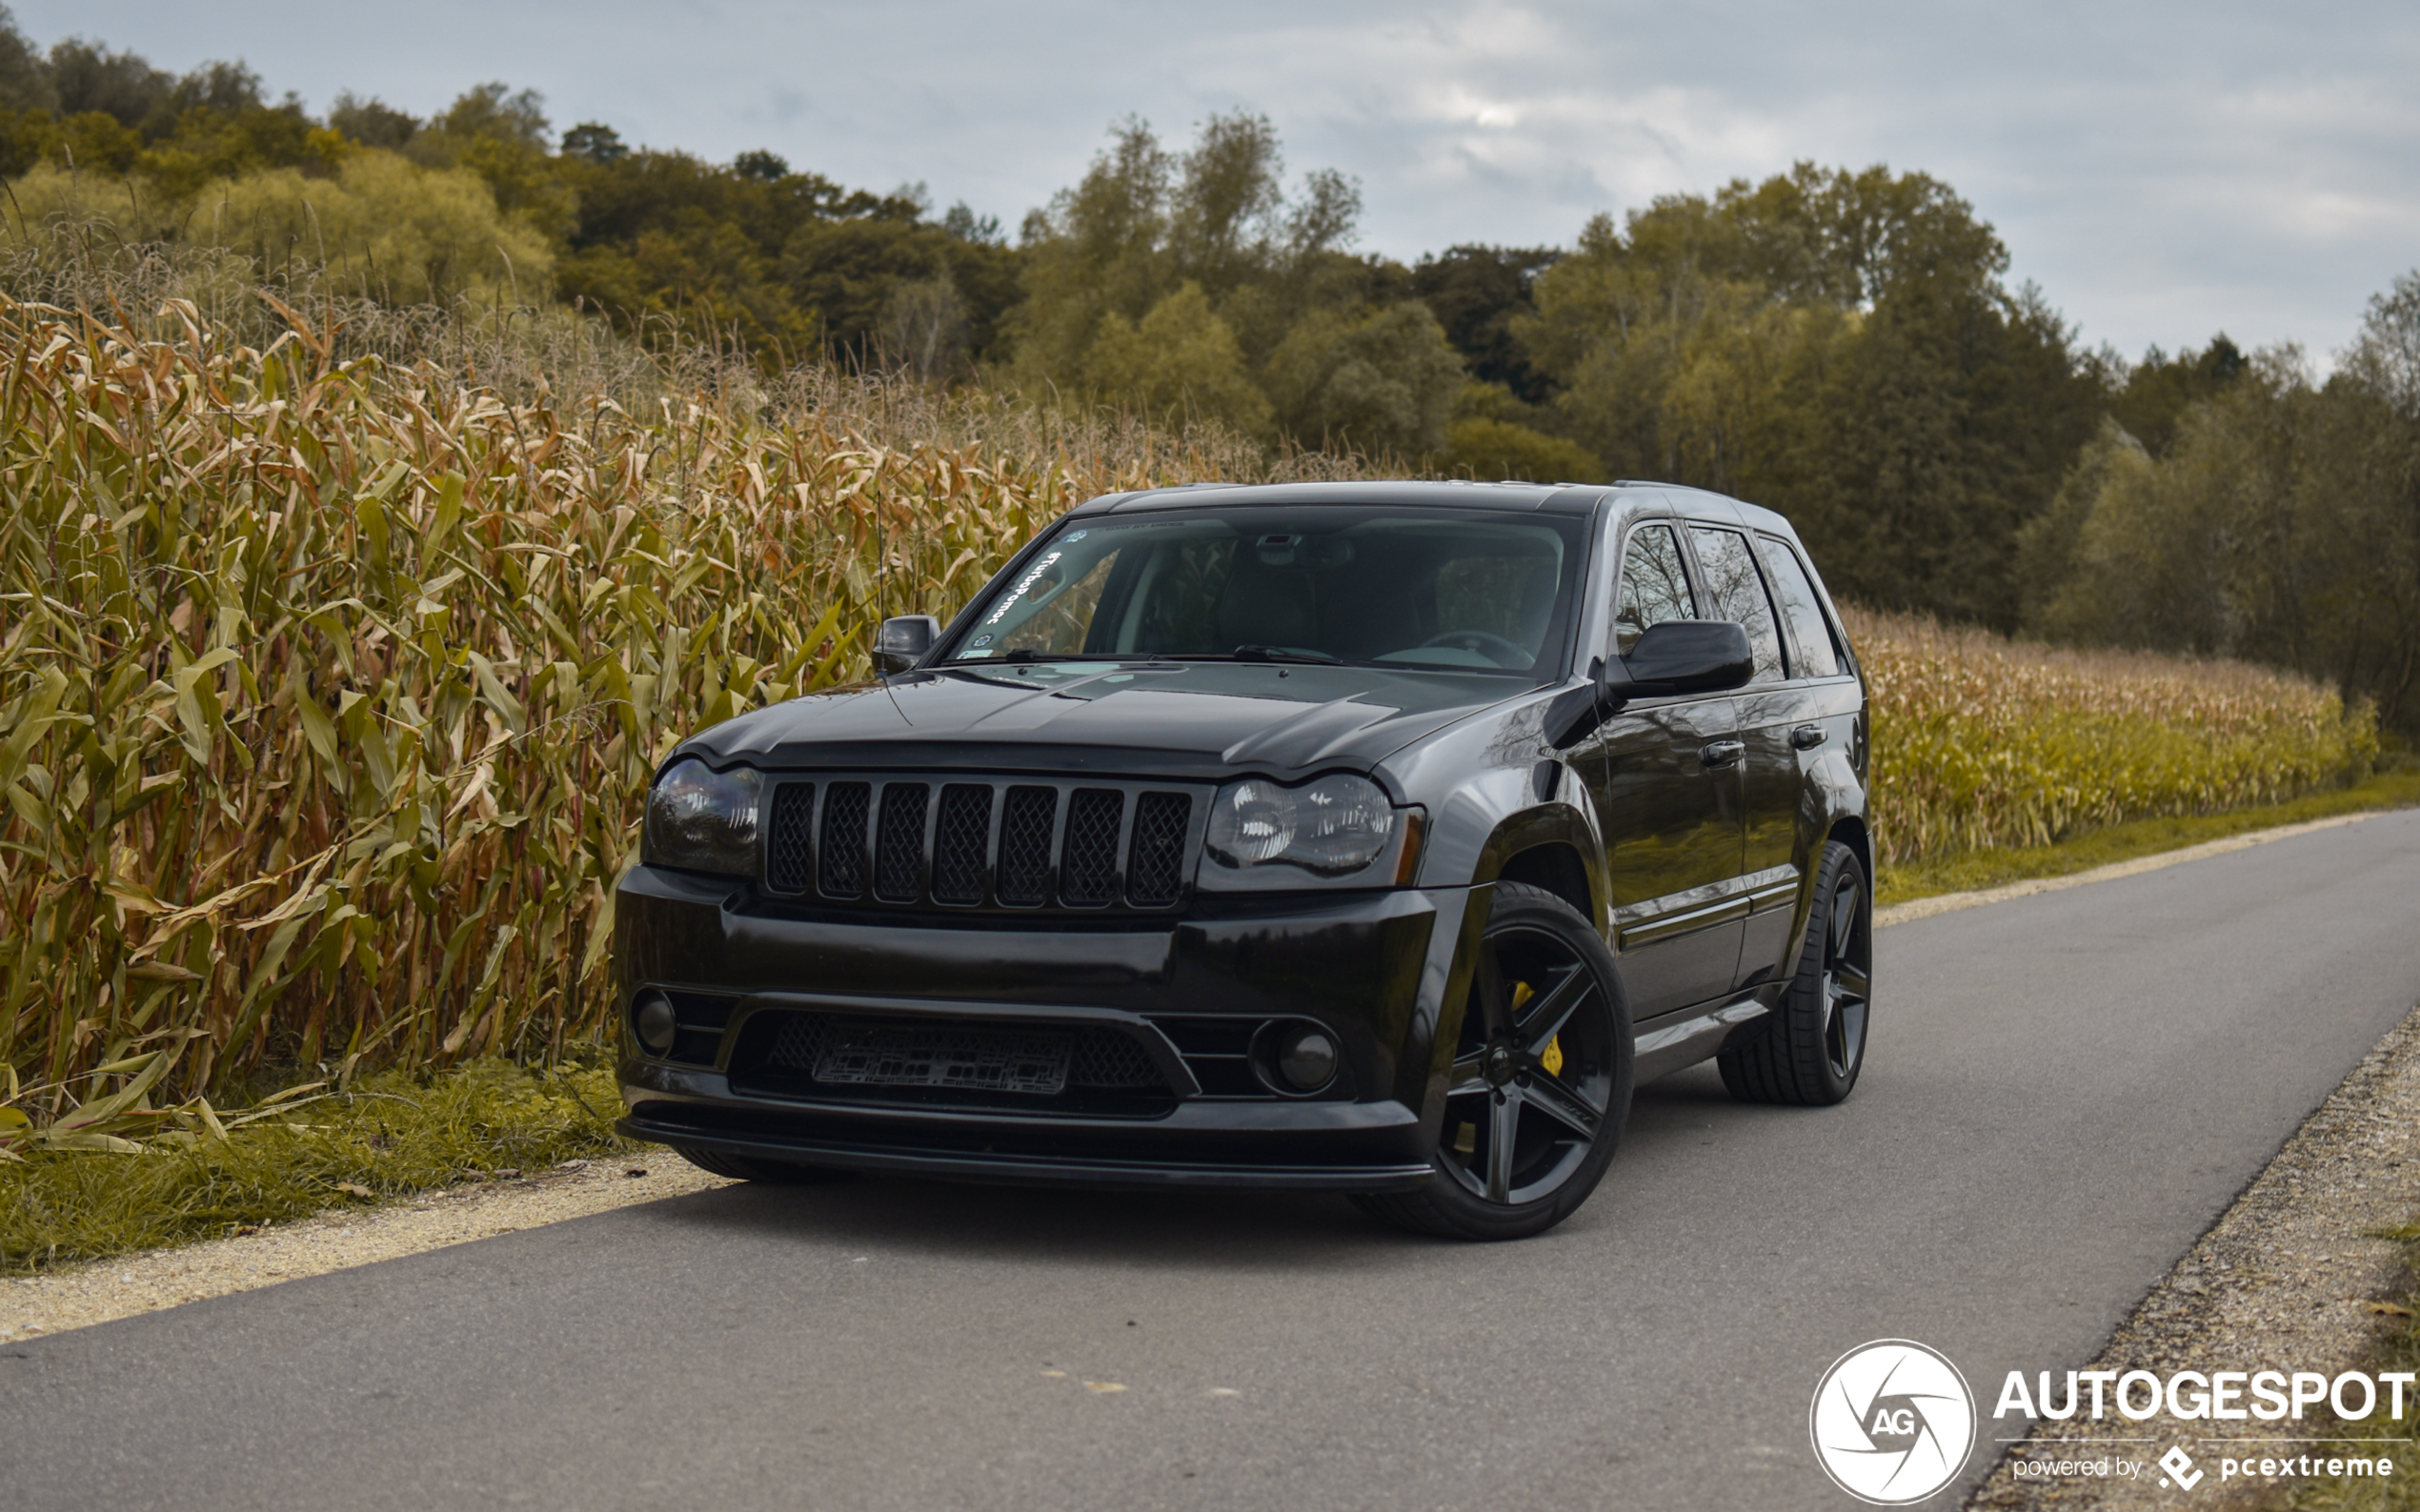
[1994,1366,2416,1423]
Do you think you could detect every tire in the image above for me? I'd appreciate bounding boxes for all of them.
[671,1144,859,1185]
[1718,838,1872,1106]
[1357,880,1633,1241]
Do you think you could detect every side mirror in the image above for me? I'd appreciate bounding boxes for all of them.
[1620,619,1754,696]
[1543,620,1755,748]
[872,615,939,676]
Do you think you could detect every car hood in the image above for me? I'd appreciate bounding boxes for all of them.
[677,661,1531,782]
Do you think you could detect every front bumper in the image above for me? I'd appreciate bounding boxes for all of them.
[614,865,1481,1190]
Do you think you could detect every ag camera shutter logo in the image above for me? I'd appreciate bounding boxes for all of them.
[1811,1340,1977,1503]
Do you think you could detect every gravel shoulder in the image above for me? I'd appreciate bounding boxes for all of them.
[1966,999,2420,1511]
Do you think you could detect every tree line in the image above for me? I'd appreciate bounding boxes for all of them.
[1,10,2411,736]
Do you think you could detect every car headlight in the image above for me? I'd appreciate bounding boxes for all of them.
[643,758,763,877]
[1205,773,1397,876]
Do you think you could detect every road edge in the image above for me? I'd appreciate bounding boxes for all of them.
[0,1155,731,1342]
[1875,811,2390,930]
[1964,998,2420,1510]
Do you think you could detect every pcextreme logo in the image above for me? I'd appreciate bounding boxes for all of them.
[1810,1340,1977,1504]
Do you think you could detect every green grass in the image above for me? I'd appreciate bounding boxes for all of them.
[0,1058,634,1274]
[1876,766,2420,907]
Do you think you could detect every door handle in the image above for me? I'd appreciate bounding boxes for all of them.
[1699,739,1744,768]
[1789,724,1826,750]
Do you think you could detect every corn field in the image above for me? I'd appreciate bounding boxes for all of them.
[1845,606,2377,864]
[0,292,1335,1134]
[0,291,2380,1141]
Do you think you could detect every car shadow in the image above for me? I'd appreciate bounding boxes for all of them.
[615,1170,1426,1271]
[602,1061,1773,1268]
[1629,1060,1747,1117]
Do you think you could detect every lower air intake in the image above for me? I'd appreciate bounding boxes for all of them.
[740,1013,1173,1110]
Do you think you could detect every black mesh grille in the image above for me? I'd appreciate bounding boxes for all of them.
[817,782,870,898]
[1067,1031,1161,1088]
[1060,789,1124,906]
[765,783,815,893]
[874,783,929,902]
[932,784,993,904]
[1125,792,1190,906]
[997,786,1057,906]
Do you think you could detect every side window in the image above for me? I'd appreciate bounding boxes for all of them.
[1612,523,1696,655]
[1754,534,1842,679]
[1686,526,1784,685]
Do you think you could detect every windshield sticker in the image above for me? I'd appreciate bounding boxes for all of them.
[972,634,993,647]
[1065,530,1088,542]
[983,551,1063,625]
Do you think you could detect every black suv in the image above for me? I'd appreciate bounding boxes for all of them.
[615,480,1871,1239]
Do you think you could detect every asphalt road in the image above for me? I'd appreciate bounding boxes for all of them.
[9,812,2420,1511]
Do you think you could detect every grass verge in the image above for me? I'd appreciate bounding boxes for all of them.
[0,1058,633,1274]
[1876,766,2420,907]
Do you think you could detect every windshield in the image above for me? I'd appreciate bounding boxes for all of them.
[943,507,1583,677]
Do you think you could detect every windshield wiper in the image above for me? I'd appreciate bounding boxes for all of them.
[1231,644,1341,665]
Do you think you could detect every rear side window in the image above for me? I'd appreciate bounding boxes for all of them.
[1754,534,1842,678]
[1687,527,1784,685]
[1612,523,1696,655]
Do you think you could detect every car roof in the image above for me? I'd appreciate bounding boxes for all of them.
[1079,480,1606,515]
[1072,478,1797,536]
[1644,482,1795,537]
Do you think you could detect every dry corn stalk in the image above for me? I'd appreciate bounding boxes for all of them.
[0,294,1191,1113]
[1843,606,2376,864]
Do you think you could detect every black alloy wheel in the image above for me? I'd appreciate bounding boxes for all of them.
[1357,880,1633,1240]
[1718,838,1872,1106]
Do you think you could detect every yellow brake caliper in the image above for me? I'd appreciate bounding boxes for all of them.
[1513,981,1564,1077]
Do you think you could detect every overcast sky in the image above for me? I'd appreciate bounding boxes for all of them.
[22,0,2419,365]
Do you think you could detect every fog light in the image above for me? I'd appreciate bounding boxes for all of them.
[633,990,677,1055]
[1275,1024,1339,1092]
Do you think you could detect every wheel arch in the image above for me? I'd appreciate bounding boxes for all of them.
[1492,842,1595,926]
[1826,813,1873,890]
[1469,803,1608,937]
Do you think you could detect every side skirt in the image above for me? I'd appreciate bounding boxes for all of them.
[1631,993,1775,1083]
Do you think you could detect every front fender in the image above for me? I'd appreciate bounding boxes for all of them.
[1407,758,1604,920]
